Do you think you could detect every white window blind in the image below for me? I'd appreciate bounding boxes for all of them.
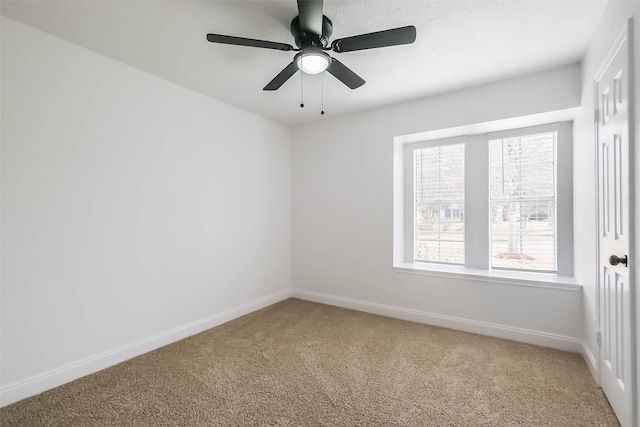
[414,143,464,264]
[489,131,557,272]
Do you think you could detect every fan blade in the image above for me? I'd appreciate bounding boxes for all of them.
[297,0,323,35]
[263,62,299,91]
[331,25,416,53]
[326,58,365,89]
[207,34,293,51]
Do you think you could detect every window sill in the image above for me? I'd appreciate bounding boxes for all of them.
[393,262,582,291]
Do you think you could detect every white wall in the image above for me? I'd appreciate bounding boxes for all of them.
[1,17,292,405]
[292,64,584,350]
[573,1,640,421]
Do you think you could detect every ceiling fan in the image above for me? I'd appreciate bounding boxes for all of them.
[206,0,416,91]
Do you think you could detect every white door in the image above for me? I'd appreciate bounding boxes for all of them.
[595,21,634,427]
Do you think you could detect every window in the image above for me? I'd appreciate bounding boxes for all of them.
[489,131,557,272]
[414,143,465,264]
[394,122,573,281]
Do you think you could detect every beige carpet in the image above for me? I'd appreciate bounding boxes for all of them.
[1,298,618,426]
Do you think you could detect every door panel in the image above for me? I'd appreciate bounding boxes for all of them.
[595,22,633,427]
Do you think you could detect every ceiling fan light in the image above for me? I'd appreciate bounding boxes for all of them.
[296,51,330,74]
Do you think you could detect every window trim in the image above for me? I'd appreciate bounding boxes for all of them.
[393,262,581,291]
[393,119,575,288]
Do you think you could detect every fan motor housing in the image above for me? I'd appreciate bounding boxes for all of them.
[290,15,333,49]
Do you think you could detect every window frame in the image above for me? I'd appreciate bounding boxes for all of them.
[394,121,576,288]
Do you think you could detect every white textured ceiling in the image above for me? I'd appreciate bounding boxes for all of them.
[1,1,607,126]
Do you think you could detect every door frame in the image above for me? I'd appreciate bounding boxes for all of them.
[593,17,637,426]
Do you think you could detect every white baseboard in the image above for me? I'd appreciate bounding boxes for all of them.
[0,289,292,408]
[581,341,599,384]
[293,289,583,353]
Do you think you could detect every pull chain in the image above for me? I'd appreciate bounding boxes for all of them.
[300,72,304,108]
[321,73,325,115]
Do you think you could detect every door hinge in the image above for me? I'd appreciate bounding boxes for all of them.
[594,109,599,123]
[596,330,602,346]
